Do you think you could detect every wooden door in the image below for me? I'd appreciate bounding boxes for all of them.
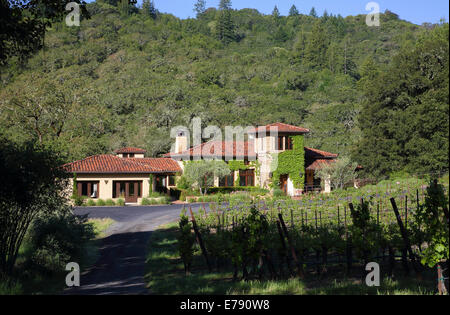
[125,182,138,203]
[280,175,288,194]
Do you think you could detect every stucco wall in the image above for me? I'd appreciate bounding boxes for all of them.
[74,173,151,201]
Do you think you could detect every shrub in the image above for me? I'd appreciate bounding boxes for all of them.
[26,212,95,273]
[96,199,106,206]
[105,199,115,206]
[86,199,96,206]
[158,196,172,205]
[187,197,197,203]
[179,190,187,201]
[141,198,151,205]
[73,195,85,206]
[148,191,162,198]
[116,198,125,206]
[273,188,284,197]
[178,211,195,275]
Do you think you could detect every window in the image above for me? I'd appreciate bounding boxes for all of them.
[285,137,293,150]
[219,173,234,187]
[239,169,255,187]
[168,176,176,186]
[277,136,284,150]
[77,181,99,198]
[112,181,142,198]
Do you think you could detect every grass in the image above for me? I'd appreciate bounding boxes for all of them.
[145,224,439,295]
[0,217,115,295]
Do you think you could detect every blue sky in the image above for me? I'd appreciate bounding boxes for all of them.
[137,0,449,25]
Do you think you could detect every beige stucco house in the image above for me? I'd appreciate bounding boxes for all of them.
[64,123,338,203]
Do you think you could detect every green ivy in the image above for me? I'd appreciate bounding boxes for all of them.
[271,135,305,189]
[228,160,261,186]
[228,160,249,171]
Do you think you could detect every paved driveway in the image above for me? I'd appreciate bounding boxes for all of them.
[64,203,208,295]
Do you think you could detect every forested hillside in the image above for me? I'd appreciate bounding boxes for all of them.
[0,0,448,177]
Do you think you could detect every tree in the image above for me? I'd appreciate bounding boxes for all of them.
[289,5,299,16]
[218,0,232,10]
[0,73,77,144]
[0,137,70,276]
[183,160,231,195]
[304,20,329,68]
[0,0,90,66]
[309,7,317,17]
[353,24,449,177]
[216,8,235,44]
[272,6,280,19]
[193,0,206,18]
[316,157,358,190]
[142,0,157,19]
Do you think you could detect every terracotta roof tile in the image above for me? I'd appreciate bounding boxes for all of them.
[306,159,336,171]
[166,140,257,160]
[304,147,338,159]
[63,155,180,174]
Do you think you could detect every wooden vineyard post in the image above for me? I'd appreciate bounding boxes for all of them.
[189,207,212,272]
[276,220,293,276]
[278,213,304,278]
[437,264,448,295]
[260,215,277,280]
[389,198,421,279]
[344,205,352,275]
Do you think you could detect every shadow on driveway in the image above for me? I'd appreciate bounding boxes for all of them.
[64,231,152,295]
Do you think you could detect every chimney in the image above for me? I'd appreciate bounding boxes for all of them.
[175,131,188,154]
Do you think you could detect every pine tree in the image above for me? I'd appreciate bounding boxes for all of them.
[218,0,232,10]
[309,7,317,17]
[216,0,235,44]
[142,0,157,19]
[272,6,280,19]
[289,5,299,16]
[291,30,307,63]
[304,20,328,68]
[194,0,206,18]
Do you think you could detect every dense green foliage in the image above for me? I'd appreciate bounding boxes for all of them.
[271,135,305,189]
[0,1,443,176]
[183,160,231,194]
[353,25,449,177]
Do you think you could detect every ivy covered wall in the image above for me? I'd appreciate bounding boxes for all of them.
[271,135,305,189]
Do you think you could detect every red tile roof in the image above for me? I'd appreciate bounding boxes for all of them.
[130,158,182,173]
[306,159,336,171]
[248,122,310,134]
[165,140,257,160]
[114,147,147,154]
[304,147,338,159]
[63,155,181,174]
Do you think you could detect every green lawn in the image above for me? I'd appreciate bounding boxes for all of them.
[145,224,438,295]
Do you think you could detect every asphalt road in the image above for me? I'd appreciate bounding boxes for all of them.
[64,203,207,295]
